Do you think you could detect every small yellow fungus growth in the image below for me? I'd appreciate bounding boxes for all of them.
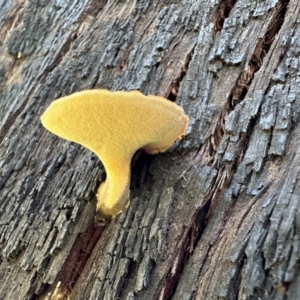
[41,89,189,221]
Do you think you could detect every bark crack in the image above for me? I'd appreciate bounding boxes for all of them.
[85,0,107,17]
[212,0,238,34]
[47,222,106,300]
[227,0,289,111]
[165,44,196,102]
[155,0,290,298]
[199,0,289,168]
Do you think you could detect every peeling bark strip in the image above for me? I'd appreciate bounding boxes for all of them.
[1,0,300,299]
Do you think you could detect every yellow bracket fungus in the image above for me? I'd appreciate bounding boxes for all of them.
[41,89,189,221]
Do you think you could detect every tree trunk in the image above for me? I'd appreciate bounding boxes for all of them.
[1,0,300,299]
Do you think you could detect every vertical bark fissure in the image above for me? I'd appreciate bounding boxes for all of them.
[155,1,290,298]
[154,200,211,300]
[227,0,289,111]
[85,0,108,17]
[43,223,106,300]
[212,0,238,34]
[165,44,196,102]
[227,250,247,300]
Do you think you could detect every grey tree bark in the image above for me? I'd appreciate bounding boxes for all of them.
[0,0,300,299]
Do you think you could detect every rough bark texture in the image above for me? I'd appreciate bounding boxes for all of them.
[0,0,300,299]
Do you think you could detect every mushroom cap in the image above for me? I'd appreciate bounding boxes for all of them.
[41,89,188,157]
[41,89,189,219]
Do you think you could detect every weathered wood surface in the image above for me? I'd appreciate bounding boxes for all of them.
[0,0,300,299]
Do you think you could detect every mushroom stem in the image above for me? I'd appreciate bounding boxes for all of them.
[96,154,131,219]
